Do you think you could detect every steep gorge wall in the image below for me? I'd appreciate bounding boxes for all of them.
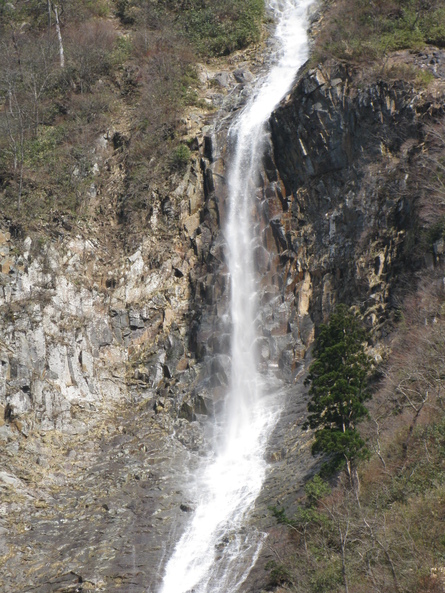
[0,149,216,591]
[268,59,444,333]
[0,52,270,592]
[233,53,445,591]
[201,56,441,389]
[0,44,444,592]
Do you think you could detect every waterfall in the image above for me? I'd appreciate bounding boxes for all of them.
[159,2,313,592]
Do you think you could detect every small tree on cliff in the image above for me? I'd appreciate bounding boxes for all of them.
[304,305,371,483]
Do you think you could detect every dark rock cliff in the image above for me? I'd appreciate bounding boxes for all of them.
[202,57,441,389]
[1,45,444,592]
[266,60,441,338]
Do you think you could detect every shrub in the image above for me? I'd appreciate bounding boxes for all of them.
[116,0,265,57]
[84,0,109,18]
[421,7,445,47]
[64,20,117,93]
[415,69,436,89]
[172,144,191,168]
[180,0,265,56]
[304,475,332,506]
[313,0,445,63]
[309,563,342,593]
[264,561,292,587]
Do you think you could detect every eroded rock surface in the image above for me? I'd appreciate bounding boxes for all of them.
[268,57,445,331]
[1,44,444,593]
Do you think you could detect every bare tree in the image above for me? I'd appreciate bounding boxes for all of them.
[53,3,65,68]
[0,43,29,209]
[0,27,58,208]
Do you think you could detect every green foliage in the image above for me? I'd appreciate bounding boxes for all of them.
[116,0,265,57]
[0,0,123,219]
[24,126,66,169]
[374,417,445,507]
[269,294,445,593]
[84,0,110,18]
[421,6,445,47]
[309,563,342,593]
[270,476,332,530]
[111,35,133,65]
[179,66,207,108]
[314,0,445,63]
[0,0,114,30]
[304,474,331,506]
[415,68,436,88]
[304,305,371,466]
[270,503,325,529]
[179,0,265,57]
[172,144,191,168]
[382,61,435,89]
[264,561,292,588]
[0,0,265,224]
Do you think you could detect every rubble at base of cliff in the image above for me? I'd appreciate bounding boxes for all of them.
[1,39,445,592]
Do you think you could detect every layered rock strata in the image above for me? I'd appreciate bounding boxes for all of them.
[0,45,444,592]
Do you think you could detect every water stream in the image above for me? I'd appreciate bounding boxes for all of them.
[159,2,313,592]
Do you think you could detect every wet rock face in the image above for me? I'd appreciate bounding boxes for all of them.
[198,63,431,383]
[197,60,438,384]
[1,49,443,592]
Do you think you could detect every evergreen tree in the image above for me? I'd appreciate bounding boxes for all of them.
[304,305,371,475]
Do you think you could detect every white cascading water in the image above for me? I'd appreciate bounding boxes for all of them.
[159,2,313,592]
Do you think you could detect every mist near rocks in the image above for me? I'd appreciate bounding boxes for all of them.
[158,2,313,592]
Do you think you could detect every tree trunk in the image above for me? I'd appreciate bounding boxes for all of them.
[345,457,361,507]
[54,5,65,68]
[339,525,350,593]
[11,31,23,79]
[47,0,52,29]
[352,466,361,501]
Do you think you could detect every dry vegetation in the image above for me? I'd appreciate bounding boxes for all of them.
[267,4,445,585]
[2,2,445,591]
[0,0,265,226]
[270,278,445,592]
[313,0,445,63]
[268,117,445,592]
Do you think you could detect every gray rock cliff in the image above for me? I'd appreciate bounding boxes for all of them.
[0,48,444,592]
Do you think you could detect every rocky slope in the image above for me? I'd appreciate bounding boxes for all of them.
[1,23,444,593]
[205,49,445,591]
[0,48,278,592]
[0,151,208,591]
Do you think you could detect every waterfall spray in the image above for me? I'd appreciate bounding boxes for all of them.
[159,2,314,592]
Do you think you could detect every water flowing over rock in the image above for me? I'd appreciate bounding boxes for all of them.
[1,5,444,593]
[159,3,314,592]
